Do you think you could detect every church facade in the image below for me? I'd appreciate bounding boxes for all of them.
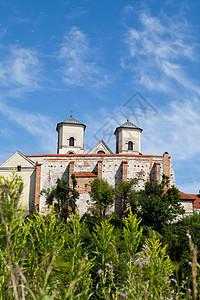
[0,116,193,215]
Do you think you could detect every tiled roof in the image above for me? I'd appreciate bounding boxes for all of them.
[163,189,195,202]
[179,191,195,201]
[188,194,200,209]
[26,153,165,158]
[74,172,97,178]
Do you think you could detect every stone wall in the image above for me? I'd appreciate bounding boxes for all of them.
[27,153,175,215]
[181,201,193,215]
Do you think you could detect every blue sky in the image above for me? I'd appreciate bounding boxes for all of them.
[0,0,200,193]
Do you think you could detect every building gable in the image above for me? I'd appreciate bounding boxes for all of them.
[88,140,113,154]
[0,151,36,214]
[0,150,35,170]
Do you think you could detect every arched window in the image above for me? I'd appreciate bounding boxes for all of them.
[69,137,74,146]
[97,150,105,154]
[128,141,133,151]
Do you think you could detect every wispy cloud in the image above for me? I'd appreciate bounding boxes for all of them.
[84,91,200,162]
[65,7,87,20]
[8,47,41,88]
[58,26,111,88]
[0,101,56,153]
[141,97,200,160]
[0,46,42,90]
[83,92,200,194]
[121,11,199,94]
[119,8,200,193]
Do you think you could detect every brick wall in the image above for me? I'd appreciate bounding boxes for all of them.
[28,153,176,215]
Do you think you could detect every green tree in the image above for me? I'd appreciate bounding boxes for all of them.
[69,174,79,214]
[115,177,141,226]
[88,178,115,217]
[162,213,200,290]
[136,176,184,230]
[41,174,79,222]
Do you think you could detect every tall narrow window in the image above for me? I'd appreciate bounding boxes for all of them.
[69,137,74,146]
[128,141,133,151]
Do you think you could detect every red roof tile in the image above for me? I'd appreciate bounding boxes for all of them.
[179,191,195,201]
[188,194,200,209]
[74,172,97,178]
[163,188,195,202]
[26,153,166,158]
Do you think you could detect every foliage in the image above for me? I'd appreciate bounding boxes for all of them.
[115,177,141,226]
[137,175,185,230]
[41,175,79,222]
[119,211,145,299]
[69,174,79,214]
[88,178,115,217]
[142,232,174,299]
[162,213,200,294]
[25,208,66,286]
[0,172,199,299]
[0,172,27,300]
[92,218,116,270]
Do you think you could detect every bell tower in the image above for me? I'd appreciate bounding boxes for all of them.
[114,120,143,154]
[56,115,86,154]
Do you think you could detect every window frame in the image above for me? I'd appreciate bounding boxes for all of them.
[17,165,21,172]
[69,137,74,147]
[128,141,133,151]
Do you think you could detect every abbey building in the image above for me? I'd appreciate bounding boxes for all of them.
[0,116,194,215]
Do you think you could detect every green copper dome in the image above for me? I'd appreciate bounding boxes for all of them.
[63,116,84,125]
[56,115,86,131]
[114,119,142,135]
[120,120,141,129]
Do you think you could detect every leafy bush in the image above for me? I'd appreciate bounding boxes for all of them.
[0,173,198,299]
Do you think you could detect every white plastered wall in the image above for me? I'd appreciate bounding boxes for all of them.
[117,128,141,154]
[58,124,84,154]
[0,152,36,214]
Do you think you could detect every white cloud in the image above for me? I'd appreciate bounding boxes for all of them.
[9,47,41,88]
[161,61,200,94]
[84,93,200,163]
[0,101,56,153]
[140,13,166,35]
[122,11,199,94]
[58,26,111,88]
[141,98,200,160]
[0,46,42,90]
[120,9,200,191]
[139,73,171,92]
[66,7,87,19]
